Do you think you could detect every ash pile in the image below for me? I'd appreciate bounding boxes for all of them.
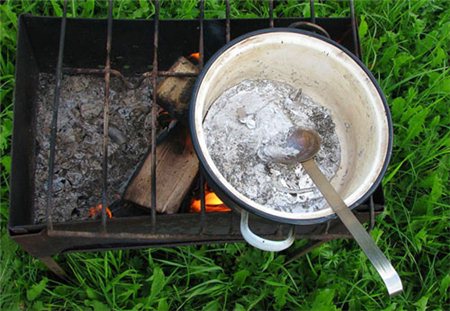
[34,74,152,223]
[204,79,341,214]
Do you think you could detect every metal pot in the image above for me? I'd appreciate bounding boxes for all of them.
[190,28,392,251]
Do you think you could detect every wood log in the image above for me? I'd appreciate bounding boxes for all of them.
[123,125,199,213]
[156,56,199,117]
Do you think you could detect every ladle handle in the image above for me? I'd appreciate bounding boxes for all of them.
[302,159,403,296]
[240,210,295,252]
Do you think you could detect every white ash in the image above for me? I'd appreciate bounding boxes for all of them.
[34,74,153,223]
[203,79,341,213]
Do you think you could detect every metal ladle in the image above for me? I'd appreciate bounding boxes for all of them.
[283,128,403,296]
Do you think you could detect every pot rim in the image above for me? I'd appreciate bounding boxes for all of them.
[189,28,393,225]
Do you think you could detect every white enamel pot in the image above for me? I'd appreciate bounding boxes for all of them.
[189,29,392,252]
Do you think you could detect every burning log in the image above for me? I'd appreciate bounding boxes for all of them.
[123,56,200,213]
[123,125,199,213]
[100,52,210,215]
[190,190,231,213]
[156,56,199,117]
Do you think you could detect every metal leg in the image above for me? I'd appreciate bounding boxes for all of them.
[40,256,70,282]
[285,239,332,265]
[369,196,375,232]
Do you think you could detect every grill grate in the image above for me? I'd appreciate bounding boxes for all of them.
[9,0,383,278]
[44,0,360,238]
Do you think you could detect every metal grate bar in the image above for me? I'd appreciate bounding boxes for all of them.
[198,0,206,233]
[64,67,135,88]
[156,71,197,77]
[310,0,316,23]
[225,0,233,233]
[150,0,160,230]
[198,0,205,68]
[269,0,274,27]
[349,0,360,58]
[101,0,114,229]
[199,173,206,233]
[225,0,230,43]
[45,0,68,231]
[63,67,197,90]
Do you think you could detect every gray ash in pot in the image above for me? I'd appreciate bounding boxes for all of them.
[203,79,341,213]
[34,74,152,223]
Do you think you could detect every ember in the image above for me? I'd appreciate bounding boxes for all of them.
[88,204,112,219]
[157,107,176,128]
[189,52,200,61]
[190,190,231,213]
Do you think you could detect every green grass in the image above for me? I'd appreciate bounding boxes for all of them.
[1,0,449,310]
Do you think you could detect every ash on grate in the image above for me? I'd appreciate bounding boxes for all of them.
[34,74,153,223]
[203,79,341,214]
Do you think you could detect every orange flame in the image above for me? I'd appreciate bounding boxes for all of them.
[89,204,112,219]
[190,190,231,213]
[190,52,200,61]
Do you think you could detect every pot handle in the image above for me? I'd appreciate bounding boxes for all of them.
[240,210,295,252]
[288,21,331,39]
